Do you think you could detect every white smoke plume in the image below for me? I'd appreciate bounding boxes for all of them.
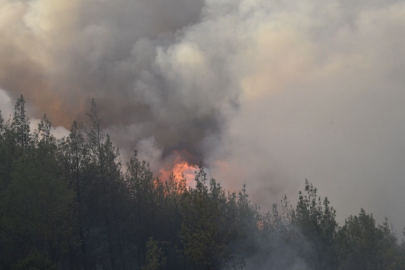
[1,0,405,231]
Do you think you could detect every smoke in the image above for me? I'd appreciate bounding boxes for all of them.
[0,89,13,119]
[0,0,208,159]
[2,0,405,232]
[242,232,314,270]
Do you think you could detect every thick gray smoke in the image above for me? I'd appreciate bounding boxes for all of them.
[1,0,405,232]
[0,0,210,160]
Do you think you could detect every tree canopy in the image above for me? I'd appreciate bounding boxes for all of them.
[0,96,404,270]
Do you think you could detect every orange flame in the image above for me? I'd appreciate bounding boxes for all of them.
[158,151,198,186]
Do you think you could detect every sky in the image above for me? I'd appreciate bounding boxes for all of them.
[1,0,405,233]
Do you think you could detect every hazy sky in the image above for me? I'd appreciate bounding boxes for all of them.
[1,0,405,232]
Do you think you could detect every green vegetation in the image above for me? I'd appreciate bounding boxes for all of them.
[0,96,404,270]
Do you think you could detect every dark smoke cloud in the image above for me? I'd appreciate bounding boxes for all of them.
[0,0,212,159]
[1,0,405,233]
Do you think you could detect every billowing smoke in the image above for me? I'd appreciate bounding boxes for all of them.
[0,0,209,158]
[2,0,405,232]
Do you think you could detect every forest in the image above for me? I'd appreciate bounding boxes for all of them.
[0,95,404,270]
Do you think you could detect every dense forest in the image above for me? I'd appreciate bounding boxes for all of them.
[0,95,404,270]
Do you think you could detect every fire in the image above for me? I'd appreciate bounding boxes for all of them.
[174,161,198,182]
[158,151,199,186]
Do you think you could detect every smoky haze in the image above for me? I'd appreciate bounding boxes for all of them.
[1,0,405,232]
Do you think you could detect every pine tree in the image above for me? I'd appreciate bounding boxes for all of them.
[142,238,167,270]
[85,99,125,270]
[60,120,90,270]
[1,115,74,266]
[293,180,338,269]
[125,151,156,268]
[179,168,242,270]
[11,95,31,154]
